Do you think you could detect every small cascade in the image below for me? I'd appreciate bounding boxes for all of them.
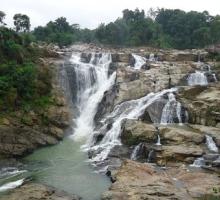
[132,54,146,69]
[160,92,184,125]
[187,71,208,86]
[149,53,155,61]
[156,134,161,146]
[190,157,205,168]
[205,135,218,153]
[212,73,218,82]
[0,167,27,179]
[86,88,177,164]
[130,143,142,160]
[147,150,154,163]
[70,53,116,141]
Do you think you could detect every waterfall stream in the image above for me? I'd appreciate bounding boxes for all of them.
[71,53,116,141]
[205,135,218,153]
[86,88,177,165]
[187,70,208,86]
[132,54,146,69]
[160,92,183,124]
[130,143,142,161]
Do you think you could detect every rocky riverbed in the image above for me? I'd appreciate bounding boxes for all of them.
[0,43,220,199]
[70,44,220,199]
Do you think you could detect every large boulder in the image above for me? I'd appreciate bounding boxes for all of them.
[158,144,204,164]
[179,84,220,126]
[189,124,220,147]
[121,119,157,145]
[160,126,204,145]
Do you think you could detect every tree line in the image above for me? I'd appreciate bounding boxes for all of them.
[1,8,220,49]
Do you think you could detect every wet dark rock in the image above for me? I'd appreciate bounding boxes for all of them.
[141,63,151,70]
[65,62,78,103]
[94,85,118,123]
[108,62,117,76]
[129,54,135,67]
[80,52,91,63]
[108,145,130,159]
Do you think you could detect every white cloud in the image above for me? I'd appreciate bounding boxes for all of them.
[1,0,220,29]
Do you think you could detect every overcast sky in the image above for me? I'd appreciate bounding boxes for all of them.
[1,0,220,29]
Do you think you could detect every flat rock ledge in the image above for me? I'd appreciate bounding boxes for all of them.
[0,183,81,200]
[102,159,220,200]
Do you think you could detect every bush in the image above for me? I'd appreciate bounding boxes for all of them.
[0,62,36,109]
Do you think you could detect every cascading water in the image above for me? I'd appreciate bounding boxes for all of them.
[190,157,205,168]
[205,135,218,153]
[130,143,142,161]
[187,70,208,86]
[0,179,25,192]
[160,92,183,125]
[70,53,116,141]
[147,150,154,163]
[149,53,155,61]
[132,54,146,70]
[156,134,161,146]
[86,88,177,165]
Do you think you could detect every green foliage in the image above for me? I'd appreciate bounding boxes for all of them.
[13,13,30,32]
[0,25,53,112]
[0,62,36,108]
[94,8,220,49]
[33,17,79,47]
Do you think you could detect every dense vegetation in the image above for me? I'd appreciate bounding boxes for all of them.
[94,8,220,49]
[30,8,219,49]
[0,12,52,112]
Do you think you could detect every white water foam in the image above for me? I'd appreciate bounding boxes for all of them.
[86,88,177,164]
[205,135,218,153]
[70,53,116,141]
[160,92,183,125]
[187,71,208,86]
[0,179,24,192]
[132,54,146,70]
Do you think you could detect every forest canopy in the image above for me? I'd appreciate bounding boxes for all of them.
[1,8,220,49]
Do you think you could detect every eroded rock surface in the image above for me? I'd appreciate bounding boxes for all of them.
[102,160,220,200]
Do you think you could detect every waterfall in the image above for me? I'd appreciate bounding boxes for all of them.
[205,135,218,153]
[190,157,205,168]
[130,143,142,160]
[187,71,208,86]
[149,53,155,61]
[132,54,146,69]
[86,88,177,164]
[160,92,183,125]
[213,74,218,82]
[156,134,161,146]
[147,150,154,163]
[70,53,116,141]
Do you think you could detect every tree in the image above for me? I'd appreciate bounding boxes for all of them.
[210,15,220,44]
[0,11,6,25]
[13,14,30,32]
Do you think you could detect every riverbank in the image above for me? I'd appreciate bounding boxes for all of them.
[0,50,71,159]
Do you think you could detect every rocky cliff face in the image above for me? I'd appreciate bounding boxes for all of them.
[0,58,71,159]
